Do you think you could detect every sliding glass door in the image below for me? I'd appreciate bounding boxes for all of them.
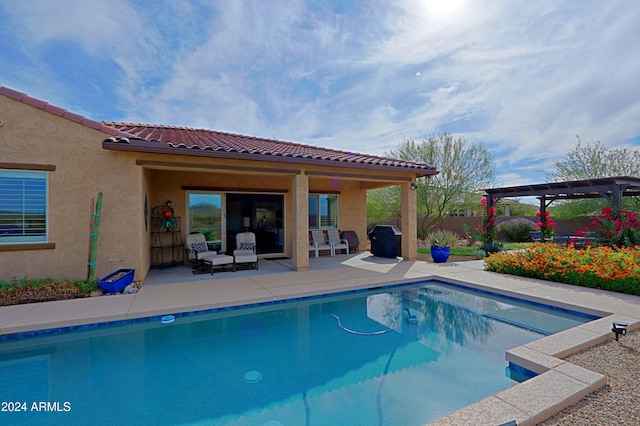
[188,192,284,255]
[226,193,284,254]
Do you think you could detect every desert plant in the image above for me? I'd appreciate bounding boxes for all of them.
[428,229,459,247]
[498,218,537,242]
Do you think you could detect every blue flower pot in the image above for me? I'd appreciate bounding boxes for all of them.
[430,246,450,263]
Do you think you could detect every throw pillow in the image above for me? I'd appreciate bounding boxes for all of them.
[239,242,255,250]
[192,242,207,252]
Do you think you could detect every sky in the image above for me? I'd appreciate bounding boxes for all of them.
[1,0,639,186]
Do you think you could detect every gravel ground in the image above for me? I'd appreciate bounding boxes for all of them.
[540,329,640,425]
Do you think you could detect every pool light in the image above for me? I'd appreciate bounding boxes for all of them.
[244,370,263,383]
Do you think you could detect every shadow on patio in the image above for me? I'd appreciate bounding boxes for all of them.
[143,252,412,286]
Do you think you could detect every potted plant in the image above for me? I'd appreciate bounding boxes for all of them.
[427,229,459,263]
[160,209,177,231]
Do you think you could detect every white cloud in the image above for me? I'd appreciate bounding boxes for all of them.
[1,0,639,185]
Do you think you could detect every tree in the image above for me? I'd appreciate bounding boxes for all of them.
[373,133,496,236]
[547,136,640,182]
[366,185,401,230]
[547,137,640,218]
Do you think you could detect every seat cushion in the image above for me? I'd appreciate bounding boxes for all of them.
[198,251,218,262]
[234,253,257,262]
[207,254,235,266]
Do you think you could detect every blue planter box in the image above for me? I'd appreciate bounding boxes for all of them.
[98,268,135,293]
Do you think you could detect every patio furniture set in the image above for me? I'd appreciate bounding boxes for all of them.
[530,231,596,249]
[185,232,258,275]
[186,229,360,275]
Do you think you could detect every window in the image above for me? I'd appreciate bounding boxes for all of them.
[188,192,223,250]
[0,170,48,243]
[308,194,338,229]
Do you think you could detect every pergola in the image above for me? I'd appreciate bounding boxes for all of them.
[482,176,640,222]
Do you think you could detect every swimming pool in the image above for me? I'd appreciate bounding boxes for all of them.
[0,280,598,425]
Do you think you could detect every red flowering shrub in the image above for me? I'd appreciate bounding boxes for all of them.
[578,205,640,248]
[464,198,502,254]
[535,211,556,239]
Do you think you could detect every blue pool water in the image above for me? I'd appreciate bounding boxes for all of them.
[0,280,597,425]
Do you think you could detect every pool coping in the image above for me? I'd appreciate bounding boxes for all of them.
[1,256,639,425]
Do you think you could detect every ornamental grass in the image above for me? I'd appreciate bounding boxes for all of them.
[484,243,640,296]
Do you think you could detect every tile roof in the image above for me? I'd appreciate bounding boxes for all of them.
[102,123,438,174]
[0,85,437,175]
[0,86,124,137]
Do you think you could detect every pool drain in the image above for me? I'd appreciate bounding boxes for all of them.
[244,370,262,383]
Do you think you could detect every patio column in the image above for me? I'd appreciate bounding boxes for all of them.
[291,173,309,271]
[401,180,417,260]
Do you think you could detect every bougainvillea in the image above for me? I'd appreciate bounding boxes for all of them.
[466,198,503,254]
[579,205,640,248]
[477,198,495,243]
[535,210,556,239]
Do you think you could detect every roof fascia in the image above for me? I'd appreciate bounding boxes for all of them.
[103,139,438,177]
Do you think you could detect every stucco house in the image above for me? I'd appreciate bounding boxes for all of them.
[0,86,438,283]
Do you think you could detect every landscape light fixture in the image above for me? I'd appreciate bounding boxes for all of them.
[612,322,628,341]
[410,182,419,190]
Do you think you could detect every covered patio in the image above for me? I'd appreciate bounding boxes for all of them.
[102,123,439,280]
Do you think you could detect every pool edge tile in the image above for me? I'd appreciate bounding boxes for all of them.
[506,346,565,374]
[427,395,528,426]
[0,295,135,336]
[493,369,600,426]
[553,362,607,388]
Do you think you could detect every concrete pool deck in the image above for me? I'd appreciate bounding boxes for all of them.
[1,252,639,425]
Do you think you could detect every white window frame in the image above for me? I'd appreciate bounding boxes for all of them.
[0,169,48,244]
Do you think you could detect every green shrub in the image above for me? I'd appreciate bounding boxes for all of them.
[0,277,98,306]
[497,218,536,242]
[480,241,503,256]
